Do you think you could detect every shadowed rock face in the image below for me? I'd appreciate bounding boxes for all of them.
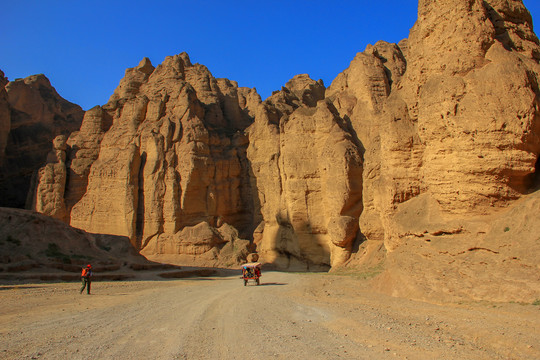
[0,70,10,167]
[27,0,540,284]
[0,74,84,208]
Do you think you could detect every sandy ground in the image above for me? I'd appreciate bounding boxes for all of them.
[1,271,539,360]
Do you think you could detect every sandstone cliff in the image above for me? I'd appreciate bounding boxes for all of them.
[344,0,540,302]
[32,55,260,266]
[247,75,363,269]
[25,0,540,301]
[0,74,84,208]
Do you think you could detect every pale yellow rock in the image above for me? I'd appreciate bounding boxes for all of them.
[341,0,540,255]
[142,222,224,256]
[64,106,112,213]
[247,78,363,268]
[32,135,69,221]
[346,0,540,302]
[45,54,261,265]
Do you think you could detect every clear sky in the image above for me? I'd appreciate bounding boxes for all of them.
[2,1,540,110]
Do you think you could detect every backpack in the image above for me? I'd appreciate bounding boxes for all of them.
[81,268,89,277]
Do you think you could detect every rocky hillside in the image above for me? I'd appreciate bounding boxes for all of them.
[3,0,539,301]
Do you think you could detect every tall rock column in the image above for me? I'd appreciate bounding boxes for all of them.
[327,41,413,248]
[248,75,363,268]
[30,135,69,221]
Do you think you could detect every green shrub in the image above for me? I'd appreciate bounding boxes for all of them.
[6,235,21,246]
[533,299,540,306]
[504,227,510,232]
[71,254,93,260]
[45,243,70,263]
[99,245,112,252]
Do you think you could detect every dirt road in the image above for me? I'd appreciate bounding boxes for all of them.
[1,271,539,359]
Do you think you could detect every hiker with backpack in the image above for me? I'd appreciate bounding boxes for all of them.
[80,264,92,295]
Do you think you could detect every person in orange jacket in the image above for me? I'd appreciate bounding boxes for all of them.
[80,264,92,295]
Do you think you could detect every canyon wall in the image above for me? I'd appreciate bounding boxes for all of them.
[326,0,540,257]
[31,55,261,266]
[247,75,363,269]
[18,0,540,295]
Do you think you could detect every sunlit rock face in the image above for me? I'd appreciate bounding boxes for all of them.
[405,0,540,214]
[32,54,260,265]
[30,0,540,278]
[247,75,364,269]
[0,73,83,208]
[346,0,540,303]
[30,59,365,268]
[324,0,540,254]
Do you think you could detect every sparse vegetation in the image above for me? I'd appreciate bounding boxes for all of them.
[45,243,70,264]
[71,254,93,260]
[330,262,385,280]
[533,299,540,306]
[99,245,112,252]
[504,226,510,232]
[6,235,21,246]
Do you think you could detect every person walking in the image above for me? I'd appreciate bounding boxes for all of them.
[80,264,92,295]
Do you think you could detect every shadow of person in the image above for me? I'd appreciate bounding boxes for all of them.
[258,282,287,286]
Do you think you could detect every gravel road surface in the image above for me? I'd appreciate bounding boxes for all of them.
[1,271,539,359]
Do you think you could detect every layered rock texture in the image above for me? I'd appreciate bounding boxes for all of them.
[0,74,84,208]
[29,55,260,266]
[342,0,540,301]
[14,0,540,300]
[248,76,363,269]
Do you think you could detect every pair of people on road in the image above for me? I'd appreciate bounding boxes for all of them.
[80,264,92,295]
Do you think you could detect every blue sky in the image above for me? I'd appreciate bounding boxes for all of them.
[2,1,540,110]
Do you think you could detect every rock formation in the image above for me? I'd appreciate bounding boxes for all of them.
[21,0,540,300]
[0,74,84,208]
[319,0,540,256]
[32,55,260,266]
[247,75,363,269]
[344,0,540,302]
